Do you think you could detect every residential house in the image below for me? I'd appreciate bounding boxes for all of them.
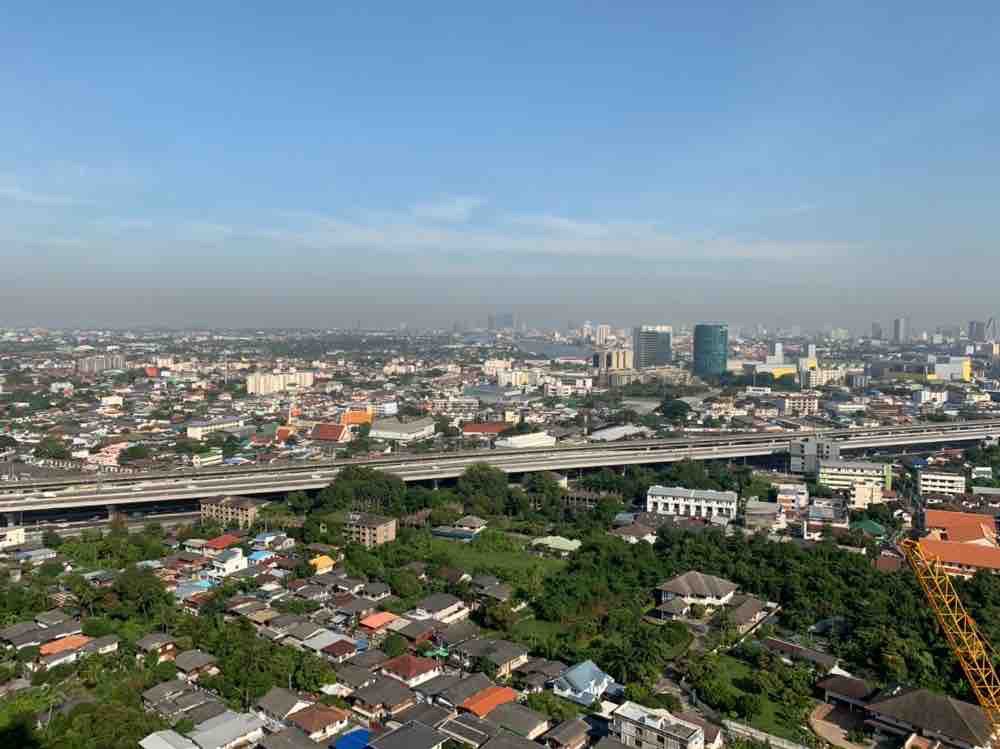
[410,593,470,624]
[552,660,620,706]
[867,687,991,749]
[439,712,501,747]
[460,685,519,719]
[368,720,448,749]
[610,702,705,749]
[174,649,220,682]
[487,702,550,740]
[350,676,417,723]
[207,548,247,580]
[655,571,737,610]
[450,639,529,679]
[380,654,443,688]
[725,594,769,634]
[541,718,590,749]
[188,710,266,749]
[286,703,350,742]
[255,687,313,730]
[136,633,178,664]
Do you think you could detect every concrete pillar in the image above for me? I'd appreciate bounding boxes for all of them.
[107,505,124,522]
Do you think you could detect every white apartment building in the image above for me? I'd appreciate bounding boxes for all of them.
[774,393,820,417]
[818,460,892,493]
[774,483,810,511]
[849,482,884,510]
[498,369,542,388]
[0,526,26,550]
[483,359,513,376]
[192,448,224,468]
[646,486,739,520]
[186,416,245,441]
[790,437,841,474]
[428,397,479,418]
[611,702,705,749]
[918,470,967,497]
[246,370,315,395]
[801,367,845,389]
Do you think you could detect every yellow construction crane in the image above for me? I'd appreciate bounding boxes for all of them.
[900,537,1000,730]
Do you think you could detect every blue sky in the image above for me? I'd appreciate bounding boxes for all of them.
[2,2,999,328]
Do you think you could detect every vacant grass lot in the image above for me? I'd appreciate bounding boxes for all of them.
[714,655,811,742]
[428,537,567,578]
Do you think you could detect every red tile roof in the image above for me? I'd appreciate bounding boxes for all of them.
[462,422,508,435]
[381,654,439,681]
[205,533,242,551]
[311,423,348,442]
[322,640,357,658]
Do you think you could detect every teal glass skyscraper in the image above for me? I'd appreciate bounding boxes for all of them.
[693,323,728,378]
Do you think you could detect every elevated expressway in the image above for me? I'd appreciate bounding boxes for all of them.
[1,419,998,519]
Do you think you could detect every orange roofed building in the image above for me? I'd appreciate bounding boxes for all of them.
[918,538,1000,578]
[339,406,374,426]
[40,634,92,657]
[924,510,997,546]
[460,685,519,718]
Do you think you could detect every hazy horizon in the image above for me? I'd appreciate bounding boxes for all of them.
[3,3,999,331]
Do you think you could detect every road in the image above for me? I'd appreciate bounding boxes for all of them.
[1,419,997,518]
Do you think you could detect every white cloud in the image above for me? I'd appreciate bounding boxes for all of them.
[23,200,862,268]
[409,195,484,223]
[0,179,91,207]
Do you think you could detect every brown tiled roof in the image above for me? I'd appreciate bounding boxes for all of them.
[382,654,439,680]
[287,703,348,733]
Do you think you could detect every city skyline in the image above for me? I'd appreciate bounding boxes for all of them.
[3,3,1000,328]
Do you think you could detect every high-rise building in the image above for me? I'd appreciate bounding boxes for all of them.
[969,320,987,343]
[593,348,633,372]
[632,325,673,369]
[693,323,728,378]
[893,317,909,344]
[871,322,883,340]
[595,324,612,346]
[246,370,315,395]
[76,354,127,375]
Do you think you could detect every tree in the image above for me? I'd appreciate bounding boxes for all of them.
[41,529,63,548]
[738,691,763,720]
[382,633,408,658]
[660,399,691,424]
[34,436,70,460]
[458,464,509,516]
[118,444,151,464]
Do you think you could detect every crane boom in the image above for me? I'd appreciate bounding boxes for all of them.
[900,538,1000,730]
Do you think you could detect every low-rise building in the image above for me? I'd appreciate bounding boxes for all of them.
[818,460,892,493]
[200,495,270,529]
[186,416,244,440]
[918,470,967,497]
[369,417,436,443]
[610,702,705,749]
[646,486,738,520]
[344,513,397,548]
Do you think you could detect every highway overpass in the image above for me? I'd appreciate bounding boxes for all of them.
[1,419,998,518]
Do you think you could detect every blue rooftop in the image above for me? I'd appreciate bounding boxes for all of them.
[333,729,370,749]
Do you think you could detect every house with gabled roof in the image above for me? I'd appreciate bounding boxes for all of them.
[552,660,621,706]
